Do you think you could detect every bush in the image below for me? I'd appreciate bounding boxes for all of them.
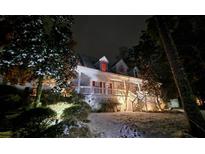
[42,119,91,138]
[0,114,12,131]
[67,91,85,104]
[98,99,120,112]
[0,94,22,113]
[12,107,57,137]
[43,99,92,138]
[0,85,23,96]
[0,85,33,112]
[61,102,91,122]
[41,90,62,105]
[41,90,82,105]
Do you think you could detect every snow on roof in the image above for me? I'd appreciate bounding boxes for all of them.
[78,53,138,77]
[99,56,109,63]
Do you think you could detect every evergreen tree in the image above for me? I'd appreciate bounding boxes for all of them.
[0,16,78,106]
[155,16,205,137]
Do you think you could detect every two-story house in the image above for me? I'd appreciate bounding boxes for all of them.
[72,54,159,111]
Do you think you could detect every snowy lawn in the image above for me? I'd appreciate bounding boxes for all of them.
[88,112,190,138]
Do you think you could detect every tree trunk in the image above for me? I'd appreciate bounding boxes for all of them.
[34,76,44,107]
[155,16,205,137]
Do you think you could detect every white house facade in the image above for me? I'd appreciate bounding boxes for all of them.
[71,55,160,112]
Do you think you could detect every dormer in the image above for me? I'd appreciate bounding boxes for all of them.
[99,56,109,72]
[112,59,128,74]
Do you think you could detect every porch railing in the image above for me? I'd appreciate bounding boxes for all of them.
[78,86,126,96]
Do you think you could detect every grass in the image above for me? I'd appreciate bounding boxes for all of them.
[0,131,12,138]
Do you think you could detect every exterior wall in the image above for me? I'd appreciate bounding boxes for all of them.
[75,65,145,111]
[76,65,143,84]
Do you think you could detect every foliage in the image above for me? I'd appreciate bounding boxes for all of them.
[0,85,33,113]
[67,91,85,104]
[41,90,68,105]
[42,119,91,138]
[146,16,205,104]
[0,15,78,104]
[0,84,23,96]
[0,94,22,113]
[12,107,56,137]
[117,16,205,104]
[40,90,84,105]
[98,99,121,112]
[44,94,91,137]
[154,16,205,137]
[61,103,91,121]
[2,66,34,85]
[0,114,12,131]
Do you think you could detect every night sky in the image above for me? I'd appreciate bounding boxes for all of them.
[72,15,150,63]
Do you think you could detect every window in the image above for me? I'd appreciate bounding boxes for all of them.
[108,83,113,94]
[113,81,124,90]
[92,81,106,94]
[92,81,101,87]
[92,81,95,86]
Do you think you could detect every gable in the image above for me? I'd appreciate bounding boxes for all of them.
[112,59,128,74]
[99,56,109,63]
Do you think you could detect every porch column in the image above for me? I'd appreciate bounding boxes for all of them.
[137,83,141,91]
[105,82,109,95]
[124,80,133,112]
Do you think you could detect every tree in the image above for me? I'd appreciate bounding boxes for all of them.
[0,16,78,106]
[155,16,205,137]
[2,66,34,85]
[116,33,174,110]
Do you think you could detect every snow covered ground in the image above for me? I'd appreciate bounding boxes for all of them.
[88,112,190,138]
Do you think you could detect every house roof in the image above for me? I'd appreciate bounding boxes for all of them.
[111,59,128,69]
[77,53,138,77]
[99,56,109,63]
[78,54,98,68]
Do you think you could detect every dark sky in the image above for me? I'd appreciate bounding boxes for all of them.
[72,15,150,63]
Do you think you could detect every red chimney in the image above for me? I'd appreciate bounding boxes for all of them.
[99,56,109,72]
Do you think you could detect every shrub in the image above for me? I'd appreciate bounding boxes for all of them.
[98,99,120,112]
[41,90,81,105]
[42,119,91,138]
[0,85,33,112]
[0,114,12,131]
[67,91,85,104]
[41,90,62,105]
[0,85,23,96]
[43,99,92,138]
[12,107,57,137]
[0,94,22,113]
[61,103,91,122]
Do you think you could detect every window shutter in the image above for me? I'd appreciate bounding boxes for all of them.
[92,81,95,86]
